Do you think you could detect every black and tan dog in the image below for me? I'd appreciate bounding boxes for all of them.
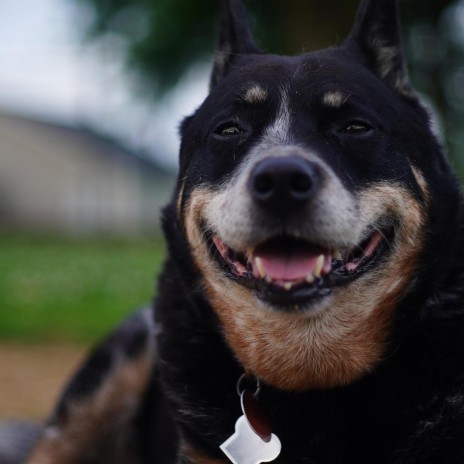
[20,0,464,463]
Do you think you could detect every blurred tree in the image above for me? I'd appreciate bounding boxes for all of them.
[75,0,464,172]
[75,0,455,91]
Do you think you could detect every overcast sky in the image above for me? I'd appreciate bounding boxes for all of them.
[0,0,209,169]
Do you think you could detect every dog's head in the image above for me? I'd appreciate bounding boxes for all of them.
[166,0,461,391]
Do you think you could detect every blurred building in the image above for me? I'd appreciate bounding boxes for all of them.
[0,112,175,235]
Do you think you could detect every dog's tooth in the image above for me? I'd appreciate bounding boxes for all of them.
[254,257,266,278]
[306,273,315,284]
[314,255,324,278]
[284,282,293,291]
[265,276,273,284]
[246,248,255,261]
[334,250,342,260]
[322,255,332,275]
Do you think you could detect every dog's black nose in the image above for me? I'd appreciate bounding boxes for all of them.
[249,156,320,213]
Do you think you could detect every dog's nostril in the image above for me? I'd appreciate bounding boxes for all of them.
[253,173,274,197]
[291,172,312,195]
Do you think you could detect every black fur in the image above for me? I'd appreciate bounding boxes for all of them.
[157,0,464,462]
[210,0,261,88]
[18,1,464,463]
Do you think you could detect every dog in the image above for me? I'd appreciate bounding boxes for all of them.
[19,0,464,463]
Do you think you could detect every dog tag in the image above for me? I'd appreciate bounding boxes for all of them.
[220,416,281,464]
[220,388,281,464]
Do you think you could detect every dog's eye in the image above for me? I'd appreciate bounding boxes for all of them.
[340,121,372,135]
[213,122,244,138]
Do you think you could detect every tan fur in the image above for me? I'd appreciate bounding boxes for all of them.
[411,166,430,201]
[26,349,155,464]
[183,177,425,391]
[242,84,268,104]
[367,36,414,97]
[322,91,347,108]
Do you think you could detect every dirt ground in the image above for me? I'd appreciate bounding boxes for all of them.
[0,343,87,420]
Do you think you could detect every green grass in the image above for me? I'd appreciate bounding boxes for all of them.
[0,235,167,344]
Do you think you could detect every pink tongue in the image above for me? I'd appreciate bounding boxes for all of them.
[253,242,323,281]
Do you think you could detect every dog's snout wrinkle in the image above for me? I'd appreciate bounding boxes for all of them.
[248,156,322,214]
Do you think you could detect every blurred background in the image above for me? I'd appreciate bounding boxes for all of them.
[1,0,464,421]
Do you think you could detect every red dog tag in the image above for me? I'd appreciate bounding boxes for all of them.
[241,389,272,442]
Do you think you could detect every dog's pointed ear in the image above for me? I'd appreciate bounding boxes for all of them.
[345,0,414,97]
[210,0,261,89]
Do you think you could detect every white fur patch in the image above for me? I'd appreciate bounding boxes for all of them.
[204,144,361,253]
[262,88,292,145]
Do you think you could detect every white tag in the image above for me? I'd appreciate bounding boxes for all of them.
[220,415,282,464]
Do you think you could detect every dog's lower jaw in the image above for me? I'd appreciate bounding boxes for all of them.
[203,286,392,391]
[199,224,422,391]
[184,180,426,390]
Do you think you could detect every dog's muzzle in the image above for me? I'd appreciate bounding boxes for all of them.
[205,149,393,308]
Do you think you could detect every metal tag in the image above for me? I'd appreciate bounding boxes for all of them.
[220,385,282,464]
[220,415,281,464]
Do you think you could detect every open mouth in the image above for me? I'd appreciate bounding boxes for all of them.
[210,225,394,307]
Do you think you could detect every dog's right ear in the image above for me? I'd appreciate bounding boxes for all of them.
[210,0,261,89]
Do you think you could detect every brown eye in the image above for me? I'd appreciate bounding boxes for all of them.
[341,121,372,135]
[213,122,245,138]
[221,126,242,136]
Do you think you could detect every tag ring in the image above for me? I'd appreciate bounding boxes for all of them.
[236,373,261,398]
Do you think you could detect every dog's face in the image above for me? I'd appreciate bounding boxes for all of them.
[170,0,456,391]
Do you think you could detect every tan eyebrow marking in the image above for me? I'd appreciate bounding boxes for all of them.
[242,84,268,104]
[322,91,347,108]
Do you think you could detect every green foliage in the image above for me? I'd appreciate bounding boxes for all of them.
[78,0,374,91]
[79,0,219,93]
[0,235,166,344]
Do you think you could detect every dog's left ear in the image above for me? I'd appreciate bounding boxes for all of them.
[210,0,261,89]
[345,0,414,98]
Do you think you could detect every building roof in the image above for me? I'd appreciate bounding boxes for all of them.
[0,110,176,178]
